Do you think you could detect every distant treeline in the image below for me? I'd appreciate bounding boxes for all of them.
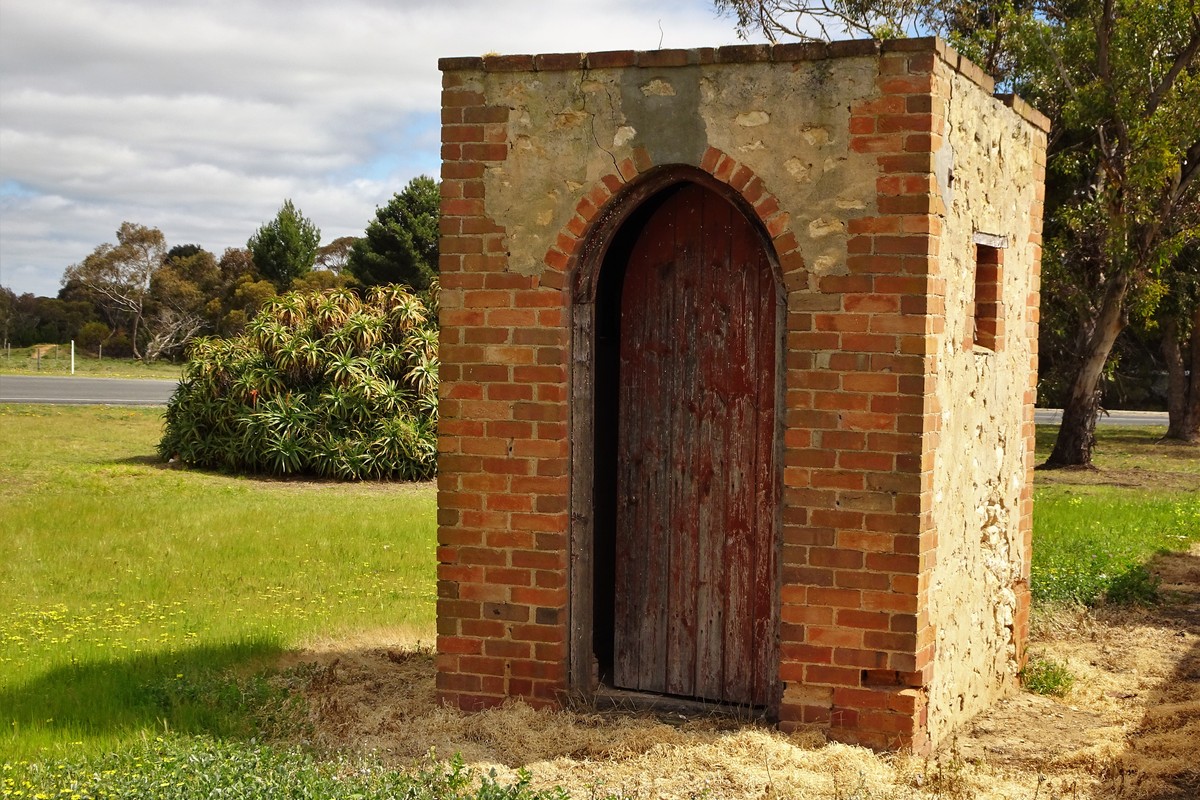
[0,176,439,362]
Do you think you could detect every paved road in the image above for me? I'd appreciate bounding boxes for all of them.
[0,375,177,406]
[1034,408,1168,426]
[0,375,1173,423]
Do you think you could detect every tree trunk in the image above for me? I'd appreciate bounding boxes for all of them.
[1162,308,1200,442]
[130,312,142,361]
[1043,274,1130,468]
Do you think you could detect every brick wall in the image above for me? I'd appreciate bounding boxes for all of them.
[437,73,570,708]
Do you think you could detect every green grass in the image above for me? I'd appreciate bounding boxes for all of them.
[1031,426,1200,605]
[4,740,573,800]
[1031,487,1199,604]
[2,410,1197,795]
[1033,424,1200,490]
[0,404,436,760]
[0,345,182,379]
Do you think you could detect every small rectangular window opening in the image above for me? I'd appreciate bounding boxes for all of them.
[972,243,1004,351]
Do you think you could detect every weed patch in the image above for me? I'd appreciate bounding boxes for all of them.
[1020,656,1075,697]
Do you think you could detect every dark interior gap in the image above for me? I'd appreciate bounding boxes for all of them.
[592,183,687,686]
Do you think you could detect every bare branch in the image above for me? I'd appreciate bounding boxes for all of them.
[716,0,918,43]
[144,307,207,362]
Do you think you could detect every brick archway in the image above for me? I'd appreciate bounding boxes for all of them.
[542,147,805,299]
[560,155,796,711]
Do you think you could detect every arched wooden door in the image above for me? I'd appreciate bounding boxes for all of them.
[612,181,778,707]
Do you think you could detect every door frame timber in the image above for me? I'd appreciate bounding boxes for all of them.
[567,165,787,715]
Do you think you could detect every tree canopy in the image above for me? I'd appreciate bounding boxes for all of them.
[348,176,440,290]
[315,236,360,275]
[248,200,321,289]
[62,222,166,360]
[718,0,1200,459]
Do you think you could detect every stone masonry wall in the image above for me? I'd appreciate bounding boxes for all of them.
[436,38,1047,751]
[922,68,1046,743]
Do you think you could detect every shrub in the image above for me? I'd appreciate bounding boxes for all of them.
[104,331,134,358]
[1104,563,1161,605]
[159,284,438,480]
[77,321,111,352]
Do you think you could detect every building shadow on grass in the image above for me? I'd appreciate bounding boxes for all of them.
[113,454,161,466]
[1,637,290,743]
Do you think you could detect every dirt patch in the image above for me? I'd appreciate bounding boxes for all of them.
[1033,465,1200,494]
[1033,427,1200,493]
[280,548,1200,799]
[956,545,1200,799]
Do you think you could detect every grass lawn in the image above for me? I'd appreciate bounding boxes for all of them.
[0,404,436,762]
[1,407,1197,798]
[1032,426,1200,605]
[0,345,182,380]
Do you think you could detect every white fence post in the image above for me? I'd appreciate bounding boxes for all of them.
[71,340,76,375]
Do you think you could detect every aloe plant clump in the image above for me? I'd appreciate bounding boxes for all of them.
[159,284,438,480]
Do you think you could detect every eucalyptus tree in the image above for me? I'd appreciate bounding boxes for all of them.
[315,236,360,275]
[62,222,167,360]
[717,0,1200,466]
[145,245,222,360]
[1158,243,1200,441]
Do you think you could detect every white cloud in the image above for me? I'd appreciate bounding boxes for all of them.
[0,0,760,296]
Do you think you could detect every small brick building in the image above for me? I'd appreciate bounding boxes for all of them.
[435,37,1047,752]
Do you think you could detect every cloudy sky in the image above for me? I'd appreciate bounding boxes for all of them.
[0,0,772,297]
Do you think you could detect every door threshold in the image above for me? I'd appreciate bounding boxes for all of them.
[589,685,769,724]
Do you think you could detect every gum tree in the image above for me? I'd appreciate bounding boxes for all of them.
[62,222,166,360]
[1158,243,1200,440]
[717,0,1200,466]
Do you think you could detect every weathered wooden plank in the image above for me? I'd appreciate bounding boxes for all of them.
[694,189,731,702]
[666,189,701,697]
[613,215,650,689]
[638,206,674,694]
[722,195,757,705]
[615,195,675,693]
[569,302,596,693]
[752,234,778,707]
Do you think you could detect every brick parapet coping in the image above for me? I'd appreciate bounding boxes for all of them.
[438,37,1050,134]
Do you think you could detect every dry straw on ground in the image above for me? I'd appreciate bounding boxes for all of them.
[288,545,1199,799]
